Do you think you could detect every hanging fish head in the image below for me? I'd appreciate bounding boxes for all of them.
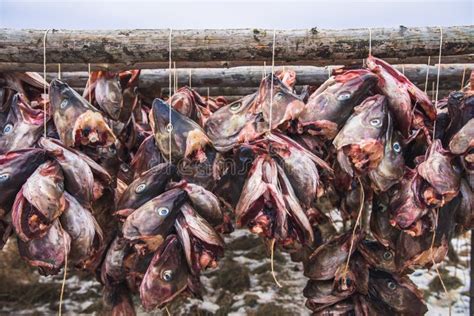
[152,98,212,163]
[140,235,193,310]
[205,93,264,152]
[333,94,388,175]
[298,69,378,138]
[49,79,116,147]
[417,139,461,207]
[122,188,187,252]
[95,71,123,120]
[0,93,45,153]
[256,74,305,130]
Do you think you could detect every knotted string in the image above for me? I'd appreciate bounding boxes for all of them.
[188,69,192,88]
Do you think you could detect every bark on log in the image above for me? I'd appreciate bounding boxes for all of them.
[47,64,473,90]
[0,26,473,71]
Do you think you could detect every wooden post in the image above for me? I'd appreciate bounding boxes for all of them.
[0,26,473,71]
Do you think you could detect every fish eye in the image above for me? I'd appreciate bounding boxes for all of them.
[0,173,9,181]
[156,207,170,216]
[110,147,117,154]
[337,91,351,101]
[161,270,173,282]
[274,92,285,100]
[230,102,241,112]
[60,99,68,109]
[383,251,393,261]
[392,142,401,153]
[387,281,397,290]
[135,183,146,193]
[3,123,13,134]
[377,204,387,213]
[370,118,382,127]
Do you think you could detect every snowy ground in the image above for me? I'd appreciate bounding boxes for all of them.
[0,230,471,315]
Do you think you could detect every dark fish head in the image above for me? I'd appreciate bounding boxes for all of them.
[117,163,178,210]
[0,94,45,153]
[50,79,116,147]
[333,94,388,174]
[334,94,388,147]
[152,98,211,162]
[369,114,405,191]
[22,160,66,222]
[205,93,263,152]
[418,139,461,205]
[17,220,71,276]
[130,135,165,178]
[95,71,123,120]
[122,188,187,251]
[358,240,397,273]
[0,148,47,211]
[369,270,427,315]
[140,235,190,310]
[257,74,305,129]
[299,69,378,130]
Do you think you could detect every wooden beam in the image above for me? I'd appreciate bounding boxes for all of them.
[47,64,473,90]
[0,26,473,71]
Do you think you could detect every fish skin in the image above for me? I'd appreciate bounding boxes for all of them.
[151,98,212,163]
[298,69,378,139]
[140,235,192,311]
[49,79,115,148]
[0,148,48,211]
[0,94,45,154]
[117,163,178,211]
[17,220,71,276]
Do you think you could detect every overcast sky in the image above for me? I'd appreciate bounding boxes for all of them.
[0,0,472,29]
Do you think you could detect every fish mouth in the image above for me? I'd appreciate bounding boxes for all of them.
[73,110,116,147]
[342,140,384,173]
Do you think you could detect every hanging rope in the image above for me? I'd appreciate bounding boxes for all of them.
[42,29,52,137]
[424,56,431,94]
[460,65,467,90]
[167,29,173,163]
[268,29,276,133]
[263,61,267,79]
[87,63,92,104]
[433,27,443,137]
[368,28,372,56]
[341,177,365,285]
[429,209,451,316]
[57,63,61,80]
[58,237,68,316]
[270,238,282,288]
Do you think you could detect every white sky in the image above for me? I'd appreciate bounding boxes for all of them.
[0,0,472,29]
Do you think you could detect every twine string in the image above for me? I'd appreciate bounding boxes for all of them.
[424,56,431,94]
[167,29,173,163]
[268,29,276,133]
[42,29,52,137]
[433,27,443,137]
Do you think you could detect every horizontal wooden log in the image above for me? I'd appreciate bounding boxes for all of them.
[47,64,473,91]
[0,26,473,71]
